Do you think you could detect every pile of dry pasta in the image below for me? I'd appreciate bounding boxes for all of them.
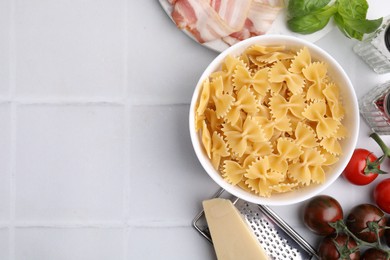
[195,44,347,197]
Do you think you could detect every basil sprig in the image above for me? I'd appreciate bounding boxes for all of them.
[287,0,383,40]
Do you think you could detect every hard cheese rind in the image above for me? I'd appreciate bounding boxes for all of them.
[202,198,269,260]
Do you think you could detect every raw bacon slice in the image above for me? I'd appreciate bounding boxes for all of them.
[223,0,283,45]
[169,0,283,45]
[171,0,252,43]
[248,0,282,35]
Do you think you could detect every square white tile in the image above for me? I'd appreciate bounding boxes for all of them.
[13,0,126,98]
[127,227,214,260]
[0,104,11,221]
[0,228,9,260]
[128,1,217,104]
[129,105,219,223]
[15,228,124,260]
[0,0,10,96]
[15,104,126,222]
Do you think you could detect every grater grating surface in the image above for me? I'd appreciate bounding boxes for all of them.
[193,189,318,260]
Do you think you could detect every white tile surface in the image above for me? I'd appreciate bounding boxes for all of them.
[13,0,126,98]
[15,228,124,260]
[0,228,10,260]
[129,105,219,224]
[14,104,126,222]
[0,104,11,221]
[127,226,214,260]
[0,0,10,96]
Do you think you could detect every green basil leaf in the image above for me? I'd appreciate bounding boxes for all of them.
[334,13,364,40]
[337,0,368,20]
[288,0,331,18]
[343,17,383,34]
[288,13,330,34]
[335,0,383,40]
[334,13,353,38]
[287,5,337,34]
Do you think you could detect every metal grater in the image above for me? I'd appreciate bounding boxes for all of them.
[192,189,319,260]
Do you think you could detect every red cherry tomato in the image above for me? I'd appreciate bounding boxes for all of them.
[342,149,380,185]
[374,179,390,214]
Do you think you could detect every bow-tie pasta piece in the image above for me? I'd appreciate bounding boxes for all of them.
[211,132,230,170]
[256,51,295,64]
[204,108,223,134]
[294,122,318,148]
[269,61,306,95]
[270,182,299,194]
[223,116,266,157]
[201,120,212,159]
[269,93,306,120]
[302,101,340,139]
[319,124,347,155]
[303,62,328,100]
[233,65,270,96]
[195,113,205,132]
[244,45,286,56]
[210,55,246,94]
[245,156,286,197]
[289,46,311,74]
[319,147,340,166]
[323,82,345,120]
[222,154,257,185]
[269,138,303,174]
[196,77,210,117]
[226,86,258,125]
[320,137,342,155]
[288,148,326,185]
[210,77,235,118]
[255,115,291,140]
[249,140,273,157]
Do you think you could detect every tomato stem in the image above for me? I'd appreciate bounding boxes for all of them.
[329,218,390,257]
[370,132,390,159]
[364,154,387,175]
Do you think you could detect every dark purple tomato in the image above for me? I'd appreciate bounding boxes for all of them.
[361,248,388,260]
[318,233,360,260]
[303,195,343,235]
[346,204,386,243]
[385,217,390,247]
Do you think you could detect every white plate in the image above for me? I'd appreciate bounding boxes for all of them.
[159,0,336,53]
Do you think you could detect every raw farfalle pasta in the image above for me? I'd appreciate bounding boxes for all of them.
[194,44,347,197]
[303,62,328,100]
[269,61,306,95]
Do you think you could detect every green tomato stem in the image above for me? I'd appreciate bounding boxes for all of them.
[370,133,390,160]
[328,219,390,257]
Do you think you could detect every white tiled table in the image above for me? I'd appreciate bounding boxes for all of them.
[1,1,390,259]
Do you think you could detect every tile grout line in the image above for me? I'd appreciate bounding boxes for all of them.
[8,0,16,257]
[8,104,16,260]
[123,0,130,258]
[6,97,128,105]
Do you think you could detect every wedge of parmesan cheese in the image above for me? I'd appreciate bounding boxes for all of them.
[203,198,269,260]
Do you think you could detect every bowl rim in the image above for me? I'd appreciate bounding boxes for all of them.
[189,34,360,206]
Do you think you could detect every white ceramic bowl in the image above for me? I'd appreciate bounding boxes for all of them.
[189,35,359,206]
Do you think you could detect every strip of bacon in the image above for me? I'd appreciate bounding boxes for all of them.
[222,0,283,46]
[171,0,252,43]
[248,0,283,36]
[170,0,282,45]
